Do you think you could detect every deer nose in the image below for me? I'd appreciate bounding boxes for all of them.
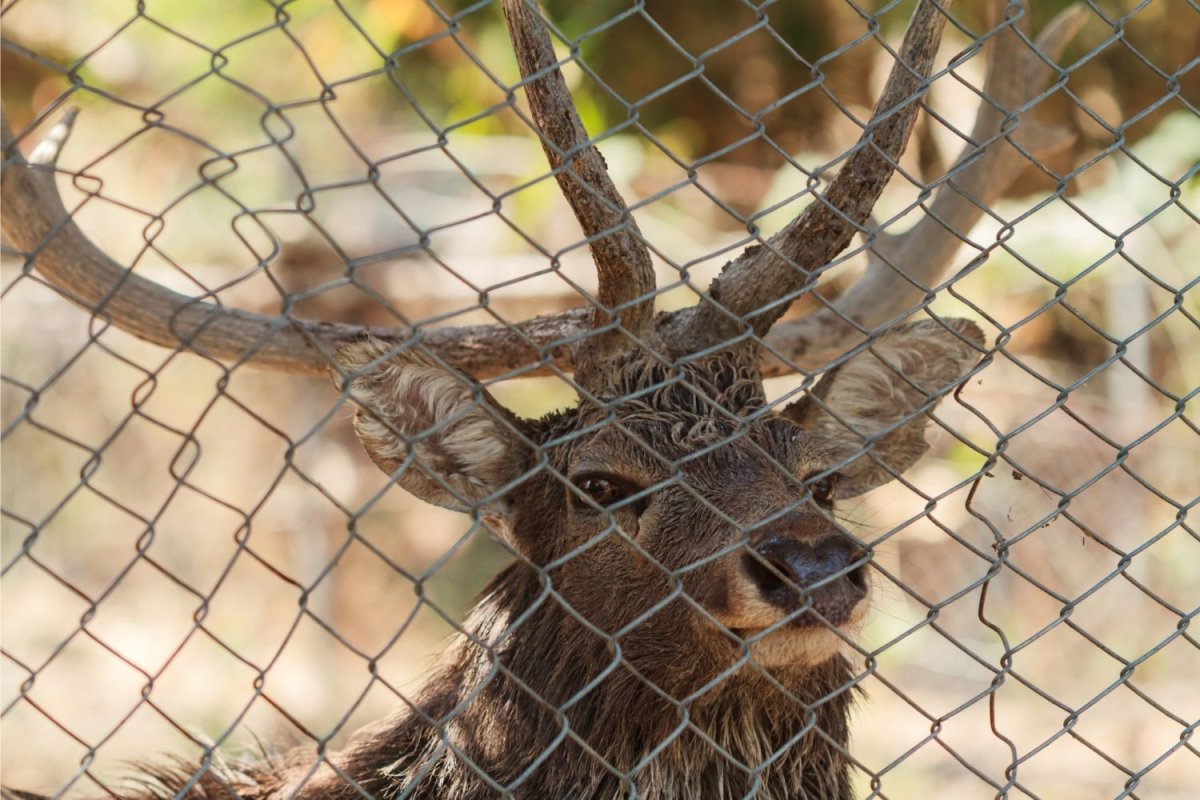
[743,531,869,628]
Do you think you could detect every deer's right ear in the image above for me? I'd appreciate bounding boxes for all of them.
[333,340,533,519]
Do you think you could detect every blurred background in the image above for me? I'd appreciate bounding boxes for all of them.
[2,0,1197,797]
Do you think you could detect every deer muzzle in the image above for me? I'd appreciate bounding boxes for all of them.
[743,524,869,629]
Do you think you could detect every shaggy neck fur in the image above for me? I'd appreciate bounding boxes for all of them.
[312,562,858,800]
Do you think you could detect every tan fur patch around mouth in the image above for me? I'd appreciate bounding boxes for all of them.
[739,625,851,668]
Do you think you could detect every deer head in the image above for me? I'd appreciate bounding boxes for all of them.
[1,0,1084,796]
[335,315,984,674]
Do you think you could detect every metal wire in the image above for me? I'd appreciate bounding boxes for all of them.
[2,0,1197,798]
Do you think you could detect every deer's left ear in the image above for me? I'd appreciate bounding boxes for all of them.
[782,319,985,498]
[333,340,533,519]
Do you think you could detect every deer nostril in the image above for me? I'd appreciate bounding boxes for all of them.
[744,548,791,595]
[765,553,794,586]
[847,563,868,593]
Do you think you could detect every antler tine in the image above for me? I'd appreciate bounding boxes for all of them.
[661,0,953,357]
[501,0,657,377]
[765,1,1086,371]
[0,106,592,379]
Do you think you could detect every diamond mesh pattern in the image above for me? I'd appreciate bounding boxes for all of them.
[2,1,1196,798]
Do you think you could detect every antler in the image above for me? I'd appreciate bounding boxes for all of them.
[765,2,1087,370]
[0,105,588,378]
[660,0,953,356]
[2,1,1082,381]
[501,0,657,377]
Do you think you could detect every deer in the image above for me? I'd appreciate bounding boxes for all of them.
[1,0,1084,797]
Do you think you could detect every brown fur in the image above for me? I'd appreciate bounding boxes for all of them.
[14,321,982,799]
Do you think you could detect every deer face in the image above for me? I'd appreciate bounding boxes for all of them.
[336,318,982,671]
[550,407,869,669]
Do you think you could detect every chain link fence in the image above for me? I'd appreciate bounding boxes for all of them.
[2,0,1197,797]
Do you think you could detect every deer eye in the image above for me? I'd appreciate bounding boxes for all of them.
[570,472,643,512]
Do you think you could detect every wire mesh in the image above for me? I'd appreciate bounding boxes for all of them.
[1,0,1197,798]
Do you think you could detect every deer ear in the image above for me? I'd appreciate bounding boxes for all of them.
[783,319,985,498]
[334,340,532,517]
